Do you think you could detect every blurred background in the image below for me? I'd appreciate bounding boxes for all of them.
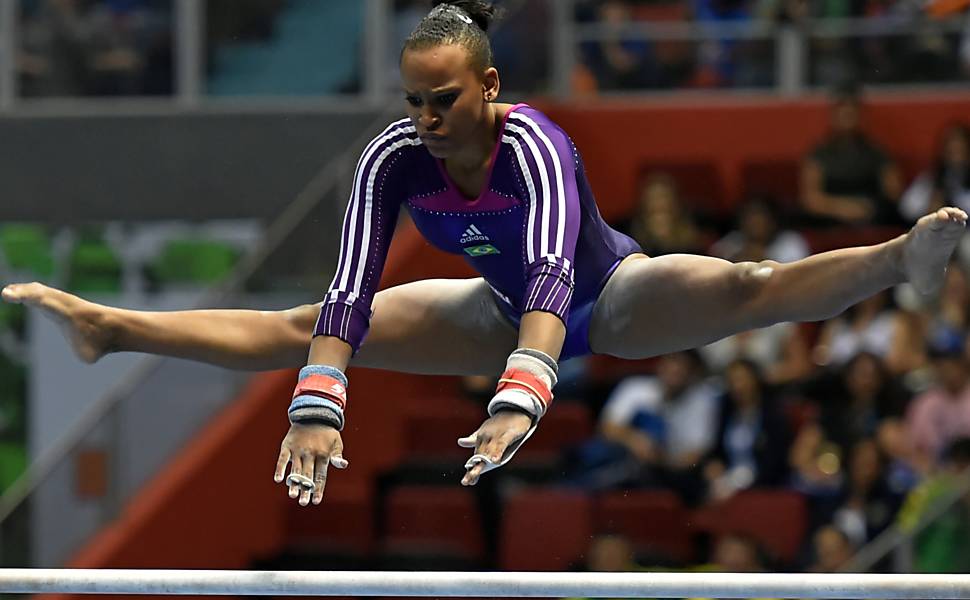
[0,0,969,597]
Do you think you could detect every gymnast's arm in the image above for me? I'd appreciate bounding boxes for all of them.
[275,133,407,505]
[460,120,580,485]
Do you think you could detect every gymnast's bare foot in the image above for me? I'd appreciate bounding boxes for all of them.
[1,282,115,363]
[902,207,968,295]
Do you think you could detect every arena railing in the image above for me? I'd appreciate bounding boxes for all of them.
[843,468,970,574]
[0,0,966,113]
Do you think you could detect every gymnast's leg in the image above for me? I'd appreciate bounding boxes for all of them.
[590,208,967,359]
[1,278,516,375]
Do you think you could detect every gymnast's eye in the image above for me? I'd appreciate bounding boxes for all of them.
[405,95,422,107]
[436,92,459,107]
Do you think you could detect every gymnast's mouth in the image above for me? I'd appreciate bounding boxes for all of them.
[420,134,448,144]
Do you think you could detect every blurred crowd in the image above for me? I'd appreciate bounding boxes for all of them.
[14,0,970,97]
[541,88,970,576]
[18,0,174,97]
[574,0,970,90]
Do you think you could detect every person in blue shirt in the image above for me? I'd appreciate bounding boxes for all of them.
[3,0,966,508]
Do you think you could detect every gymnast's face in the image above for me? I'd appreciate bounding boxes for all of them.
[400,43,499,159]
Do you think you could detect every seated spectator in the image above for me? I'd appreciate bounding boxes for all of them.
[901,123,970,221]
[711,197,809,264]
[565,534,640,600]
[707,532,770,573]
[567,351,721,501]
[619,173,706,256]
[905,336,970,471]
[702,360,791,502]
[829,438,905,546]
[579,0,656,90]
[790,353,909,497]
[896,437,970,573]
[800,85,904,226]
[808,525,856,572]
[807,352,909,454]
[584,533,639,572]
[813,291,921,376]
[902,263,970,378]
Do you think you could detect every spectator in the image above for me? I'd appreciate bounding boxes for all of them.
[901,123,970,221]
[809,525,856,572]
[711,198,809,264]
[620,173,706,256]
[584,533,639,572]
[904,263,970,378]
[896,437,970,573]
[829,438,904,546]
[789,352,908,499]
[565,534,640,600]
[702,360,791,502]
[800,85,904,226]
[580,0,656,90]
[708,532,770,572]
[812,291,921,376]
[568,351,721,501]
[800,352,909,457]
[905,335,970,470]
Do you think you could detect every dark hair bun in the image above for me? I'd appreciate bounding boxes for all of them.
[432,0,499,32]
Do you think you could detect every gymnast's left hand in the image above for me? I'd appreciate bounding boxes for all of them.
[458,410,533,486]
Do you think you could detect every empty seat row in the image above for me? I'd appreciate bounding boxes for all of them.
[284,487,807,571]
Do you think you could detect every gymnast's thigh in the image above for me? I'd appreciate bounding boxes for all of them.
[351,278,518,376]
[588,253,757,360]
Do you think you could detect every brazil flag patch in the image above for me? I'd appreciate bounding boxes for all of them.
[464,244,501,257]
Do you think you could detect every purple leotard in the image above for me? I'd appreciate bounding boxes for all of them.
[314,104,641,360]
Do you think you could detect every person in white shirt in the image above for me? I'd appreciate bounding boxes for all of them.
[569,351,721,500]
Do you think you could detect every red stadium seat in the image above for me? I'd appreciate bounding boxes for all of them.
[283,490,374,556]
[382,485,485,559]
[500,488,592,570]
[515,402,593,462]
[640,162,725,217]
[593,490,694,562]
[692,490,807,564]
[740,160,802,210]
[403,403,482,460]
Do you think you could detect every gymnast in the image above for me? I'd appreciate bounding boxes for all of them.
[3,0,966,508]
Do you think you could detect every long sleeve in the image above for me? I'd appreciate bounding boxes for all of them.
[313,119,419,352]
[504,110,581,324]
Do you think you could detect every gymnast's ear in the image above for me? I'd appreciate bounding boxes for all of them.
[482,66,500,102]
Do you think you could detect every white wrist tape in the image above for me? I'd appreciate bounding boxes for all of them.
[486,349,558,420]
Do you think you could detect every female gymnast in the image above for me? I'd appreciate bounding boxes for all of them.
[3,0,967,508]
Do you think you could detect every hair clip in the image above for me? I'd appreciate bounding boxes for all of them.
[432,4,474,25]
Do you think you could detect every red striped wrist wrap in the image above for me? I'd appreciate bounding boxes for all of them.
[496,368,554,412]
[292,375,348,411]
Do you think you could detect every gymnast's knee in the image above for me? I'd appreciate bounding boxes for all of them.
[732,260,778,303]
[280,303,322,336]
[735,260,777,288]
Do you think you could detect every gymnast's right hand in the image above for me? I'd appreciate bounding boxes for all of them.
[277,364,351,506]
[275,423,347,506]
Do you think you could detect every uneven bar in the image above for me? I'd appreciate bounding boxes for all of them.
[1,570,970,598]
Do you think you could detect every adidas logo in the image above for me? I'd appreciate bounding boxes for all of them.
[460,224,490,245]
